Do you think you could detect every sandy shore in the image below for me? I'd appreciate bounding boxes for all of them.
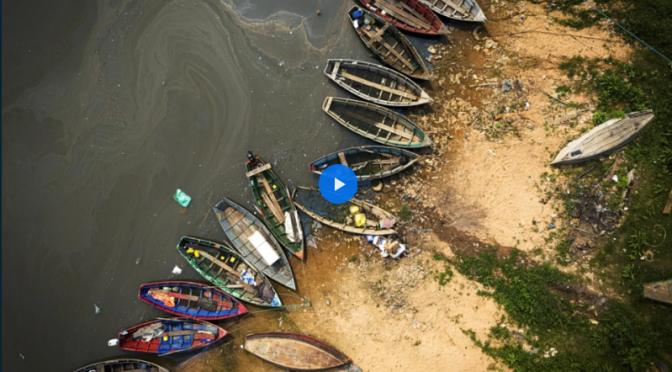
[179,2,635,371]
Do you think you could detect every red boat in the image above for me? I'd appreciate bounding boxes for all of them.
[359,0,448,36]
[118,317,227,355]
[138,281,249,321]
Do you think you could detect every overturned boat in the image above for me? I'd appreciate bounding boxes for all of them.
[419,0,487,22]
[552,110,654,166]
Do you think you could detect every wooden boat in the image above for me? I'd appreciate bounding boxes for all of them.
[245,152,305,261]
[323,97,433,148]
[214,198,297,290]
[118,317,226,355]
[72,359,169,372]
[324,59,432,107]
[643,279,672,305]
[138,281,248,321]
[244,332,352,371]
[552,110,655,166]
[347,6,431,80]
[176,236,282,307]
[309,146,420,182]
[359,0,448,36]
[293,187,397,236]
[419,0,487,22]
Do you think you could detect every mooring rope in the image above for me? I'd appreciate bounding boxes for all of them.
[582,0,672,64]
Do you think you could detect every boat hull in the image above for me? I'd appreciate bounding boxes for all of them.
[324,59,432,107]
[176,236,282,307]
[214,198,297,290]
[138,281,248,320]
[323,97,433,148]
[348,6,431,80]
[359,0,448,36]
[118,317,226,355]
[309,146,420,182]
[244,332,351,371]
[72,359,169,372]
[419,0,487,22]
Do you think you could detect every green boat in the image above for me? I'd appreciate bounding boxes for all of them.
[245,152,305,261]
[323,97,433,148]
[176,236,282,308]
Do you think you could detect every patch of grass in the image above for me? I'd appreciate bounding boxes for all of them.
[348,254,358,263]
[555,238,574,266]
[399,205,411,220]
[413,340,422,346]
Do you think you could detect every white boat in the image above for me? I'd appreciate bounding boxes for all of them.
[552,110,655,166]
[419,0,487,22]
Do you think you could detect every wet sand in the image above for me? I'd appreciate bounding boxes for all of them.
[1,0,374,370]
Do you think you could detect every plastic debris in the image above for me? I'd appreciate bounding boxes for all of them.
[612,175,619,182]
[501,80,513,92]
[489,149,497,156]
[366,235,406,259]
[108,339,119,346]
[306,235,318,249]
[427,45,437,54]
[549,224,555,229]
[172,265,182,275]
[240,270,257,286]
[173,189,191,208]
[94,304,101,314]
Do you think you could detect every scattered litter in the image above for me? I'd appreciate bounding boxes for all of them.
[108,339,119,346]
[427,45,437,54]
[94,304,101,314]
[501,80,513,92]
[173,189,191,208]
[549,224,555,229]
[612,175,619,182]
[135,257,141,265]
[172,265,182,275]
[326,299,331,306]
[317,10,321,15]
[306,235,318,249]
[19,354,25,360]
[525,102,530,110]
[240,270,257,286]
[279,60,285,66]
[590,319,599,325]
[366,235,406,259]
[489,149,497,156]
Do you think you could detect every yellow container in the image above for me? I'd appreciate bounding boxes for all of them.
[194,251,200,258]
[354,213,367,227]
[349,206,360,215]
[186,248,194,254]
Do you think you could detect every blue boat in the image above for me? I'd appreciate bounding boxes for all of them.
[138,281,249,321]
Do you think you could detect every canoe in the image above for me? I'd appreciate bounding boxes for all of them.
[359,0,448,36]
[309,146,420,182]
[643,279,672,305]
[245,153,305,261]
[419,0,487,22]
[347,6,430,80]
[244,332,352,371]
[118,317,226,355]
[324,59,432,107]
[214,198,297,290]
[293,186,397,236]
[138,281,248,321]
[72,359,170,372]
[323,97,433,148]
[176,236,282,307]
[552,110,655,165]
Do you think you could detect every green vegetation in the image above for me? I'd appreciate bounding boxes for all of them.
[455,0,672,369]
[452,249,671,371]
[432,252,454,286]
[399,205,411,220]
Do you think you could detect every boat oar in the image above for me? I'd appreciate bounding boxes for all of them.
[194,250,257,294]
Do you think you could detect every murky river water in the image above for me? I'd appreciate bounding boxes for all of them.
[1,0,445,370]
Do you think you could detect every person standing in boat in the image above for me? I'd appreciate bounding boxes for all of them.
[246,151,257,166]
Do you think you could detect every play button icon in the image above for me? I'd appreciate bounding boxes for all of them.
[319,164,357,204]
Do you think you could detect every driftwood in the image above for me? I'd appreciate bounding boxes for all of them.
[664,187,672,215]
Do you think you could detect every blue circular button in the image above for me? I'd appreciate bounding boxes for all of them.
[318,165,357,204]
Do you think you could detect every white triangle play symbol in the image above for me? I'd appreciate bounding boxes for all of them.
[334,178,345,191]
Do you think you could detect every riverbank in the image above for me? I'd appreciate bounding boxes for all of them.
[179,1,672,371]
